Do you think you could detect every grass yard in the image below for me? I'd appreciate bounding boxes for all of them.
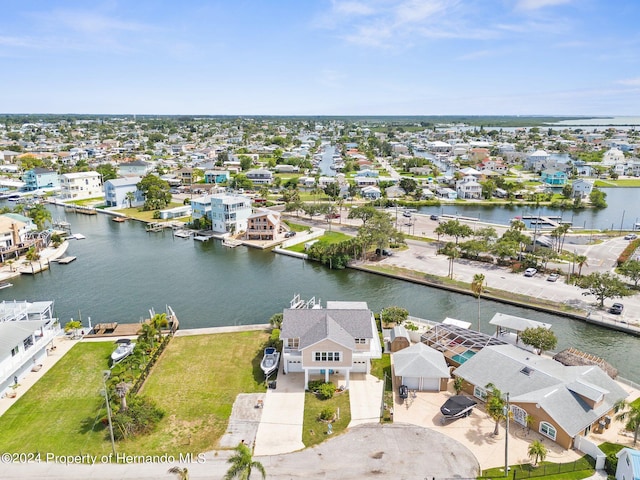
[482,455,594,479]
[115,203,186,222]
[371,354,394,422]
[128,331,269,455]
[0,342,115,457]
[286,231,352,253]
[302,390,351,448]
[0,331,270,457]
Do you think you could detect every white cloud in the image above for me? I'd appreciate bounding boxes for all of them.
[515,0,573,10]
[44,9,152,34]
[617,77,640,87]
[332,1,376,16]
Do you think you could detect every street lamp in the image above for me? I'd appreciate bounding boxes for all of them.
[504,392,510,477]
[102,370,117,457]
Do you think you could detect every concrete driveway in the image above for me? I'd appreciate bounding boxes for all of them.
[347,373,384,427]
[253,368,305,456]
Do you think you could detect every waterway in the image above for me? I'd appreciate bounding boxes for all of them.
[417,187,638,231]
[2,206,640,382]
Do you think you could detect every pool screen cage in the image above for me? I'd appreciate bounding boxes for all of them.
[420,323,507,365]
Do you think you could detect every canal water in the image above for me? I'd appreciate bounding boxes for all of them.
[2,206,640,382]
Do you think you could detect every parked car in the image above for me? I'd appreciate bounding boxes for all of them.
[547,273,560,282]
[609,303,624,314]
[624,234,637,240]
[399,384,408,399]
[430,215,439,221]
[284,231,296,238]
[326,213,340,219]
[524,268,537,277]
[375,248,393,256]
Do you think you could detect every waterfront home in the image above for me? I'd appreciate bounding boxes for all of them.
[541,169,567,186]
[456,176,482,200]
[526,150,551,172]
[157,205,191,220]
[192,193,252,234]
[572,179,594,198]
[103,176,144,208]
[0,300,60,398]
[602,147,625,166]
[280,301,382,389]
[393,342,450,391]
[453,344,628,450]
[59,171,103,200]
[615,448,640,480]
[22,168,59,191]
[360,185,381,200]
[245,208,282,241]
[385,185,406,199]
[435,187,457,200]
[0,214,36,252]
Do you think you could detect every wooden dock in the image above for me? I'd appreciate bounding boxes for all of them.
[56,256,77,264]
[64,205,98,215]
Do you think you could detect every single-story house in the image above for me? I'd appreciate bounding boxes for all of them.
[453,344,628,449]
[393,342,450,391]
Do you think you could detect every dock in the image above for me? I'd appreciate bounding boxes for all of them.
[222,238,243,248]
[56,256,77,264]
[64,205,98,215]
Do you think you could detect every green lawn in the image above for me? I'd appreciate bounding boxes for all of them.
[481,455,594,479]
[371,354,394,422]
[595,179,640,187]
[115,203,186,222]
[0,342,115,457]
[0,331,270,457]
[286,231,352,253]
[302,390,351,447]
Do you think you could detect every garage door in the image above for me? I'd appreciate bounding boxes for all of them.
[421,377,440,391]
[287,359,303,373]
[402,377,420,390]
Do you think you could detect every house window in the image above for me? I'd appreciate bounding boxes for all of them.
[355,338,366,344]
[11,346,19,357]
[540,422,557,441]
[473,385,487,401]
[23,336,34,351]
[314,351,341,362]
[288,338,299,349]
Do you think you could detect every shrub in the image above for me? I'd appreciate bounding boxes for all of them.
[317,382,337,400]
[266,329,280,348]
[111,396,165,441]
[318,407,335,421]
[605,453,618,476]
[307,380,324,392]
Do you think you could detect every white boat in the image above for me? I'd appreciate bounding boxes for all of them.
[111,339,135,364]
[0,281,13,290]
[260,347,280,377]
[71,233,86,240]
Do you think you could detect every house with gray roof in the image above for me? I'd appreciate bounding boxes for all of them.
[453,344,628,449]
[280,301,382,389]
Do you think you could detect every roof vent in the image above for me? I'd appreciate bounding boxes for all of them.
[520,366,534,376]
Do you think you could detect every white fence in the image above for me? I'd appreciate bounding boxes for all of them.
[574,435,606,470]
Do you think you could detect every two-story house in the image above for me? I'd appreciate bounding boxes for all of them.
[245,209,282,241]
[280,301,382,389]
[245,169,273,185]
[192,193,252,234]
[204,170,230,184]
[456,175,483,200]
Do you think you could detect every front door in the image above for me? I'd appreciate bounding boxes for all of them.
[511,405,527,426]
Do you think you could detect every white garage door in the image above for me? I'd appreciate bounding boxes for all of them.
[402,377,420,390]
[420,377,440,391]
[287,359,303,373]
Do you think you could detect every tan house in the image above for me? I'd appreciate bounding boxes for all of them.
[453,344,628,449]
[245,209,282,241]
[280,301,383,389]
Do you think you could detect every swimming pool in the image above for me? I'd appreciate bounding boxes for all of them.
[451,349,476,364]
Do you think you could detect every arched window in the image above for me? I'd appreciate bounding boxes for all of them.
[540,421,556,440]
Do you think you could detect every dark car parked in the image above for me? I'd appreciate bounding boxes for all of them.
[375,248,392,256]
[609,303,624,314]
[399,384,408,399]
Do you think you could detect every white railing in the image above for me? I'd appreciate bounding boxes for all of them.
[0,326,60,380]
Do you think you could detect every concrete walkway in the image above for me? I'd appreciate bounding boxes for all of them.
[253,368,305,456]
[347,373,384,427]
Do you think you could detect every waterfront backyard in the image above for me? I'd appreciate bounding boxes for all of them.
[0,331,270,456]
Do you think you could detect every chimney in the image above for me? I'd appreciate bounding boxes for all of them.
[11,223,20,247]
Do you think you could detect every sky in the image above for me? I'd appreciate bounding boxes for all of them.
[1,0,639,116]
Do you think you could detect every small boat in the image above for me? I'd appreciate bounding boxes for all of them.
[440,395,477,423]
[0,281,13,290]
[70,233,86,240]
[112,216,127,223]
[111,339,135,364]
[260,347,280,377]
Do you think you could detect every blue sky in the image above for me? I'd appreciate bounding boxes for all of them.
[1,0,639,116]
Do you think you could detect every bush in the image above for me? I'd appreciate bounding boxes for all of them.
[317,382,337,400]
[319,407,335,421]
[267,329,280,348]
[111,396,165,441]
[605,452,618,476]
[307,380,324,392]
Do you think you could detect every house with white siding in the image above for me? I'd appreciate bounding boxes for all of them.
[59,171,102,200]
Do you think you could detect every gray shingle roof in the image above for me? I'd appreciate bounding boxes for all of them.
[454,344,628,437]
[281,308,373,349]
[394,342,449,378]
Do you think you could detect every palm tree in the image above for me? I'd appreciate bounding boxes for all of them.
[527,439,547,467]
[125,191,135,208]
[441,242,460,279]
[168,466,189,479]
[224,442,266,480]
[575,254,588,277]
[471,273,485,331]
[485,383,508,436]
[615,399,640,445]
[151,312,168,342]
[139,322,158,349]
[25,246,40,274]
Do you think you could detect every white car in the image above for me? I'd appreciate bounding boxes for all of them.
[524,268,537,277]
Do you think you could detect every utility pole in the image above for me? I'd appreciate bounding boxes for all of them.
[504,392,510,477]
[102,370,116,457]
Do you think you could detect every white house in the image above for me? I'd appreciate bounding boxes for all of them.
[436,187,457,200]
[572,179,594,198]
[0,300,60,398]
[616,448,640,480]
[456,176,482,200]
[59,171,103,200]
[603,147,625,166]
[279,300,382,389]
[526,150,551,172]
[192,193,252,234]
[104,176,144,208]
